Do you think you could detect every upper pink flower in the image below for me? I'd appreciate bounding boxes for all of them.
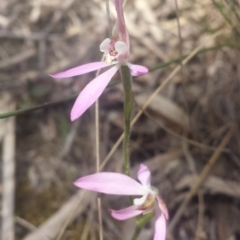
[50,0,148,121]
[74,164,168,240]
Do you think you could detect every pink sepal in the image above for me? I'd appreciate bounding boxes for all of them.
[137,164,151,186]
[110,205,143,220]
[70,66,118,121]
[156,196,169,220]
[128,63,149,76]
[115,0,129,48]
[154,208,166,240]
[50,62,110,78]
[74,172,145,195]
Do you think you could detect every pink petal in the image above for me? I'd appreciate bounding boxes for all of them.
[115,41,128,56]
[50,62,110,78]
[110,205,143,220]
[115,0,129,48]
[71,65,118,121]
[74,172,145,195]
[128,63,149,76]
[154,212,166,240]
[100,38,111,53]
[156,196,169,220]
[137,164,151,186]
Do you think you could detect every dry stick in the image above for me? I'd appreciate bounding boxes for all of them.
[174,0,204,232]
[0,209,47,239]
[182,142,204,240]
[100,29,226,170]
[94,56,104,240]
[167,128,234,234]
[173,0,194,173]
[54,68,104,240]
[14,216,38,233]
[2,214,48,240]
[96,99,103,240]
[54,191,90,240]
[94,0,113,238]
[174,0,189,116]
[24,191,90,240]
[194,191,204,240]
[81,209,93,240]
[141,109,229,153]
[1,98,16,240]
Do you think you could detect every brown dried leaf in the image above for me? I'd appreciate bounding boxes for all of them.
[136,93,189,131]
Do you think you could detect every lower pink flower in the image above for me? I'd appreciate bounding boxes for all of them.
[74,164,168,240]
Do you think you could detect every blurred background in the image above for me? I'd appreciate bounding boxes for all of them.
[0,0,240,239]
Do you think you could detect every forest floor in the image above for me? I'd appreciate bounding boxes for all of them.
[0,0,240,239]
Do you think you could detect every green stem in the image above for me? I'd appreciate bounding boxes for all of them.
[120,65,134,176]
[0,93,78,119]
[131,226,142,240]
[131,213,154,240]
[120,65,152,240]
[0,81,119,119]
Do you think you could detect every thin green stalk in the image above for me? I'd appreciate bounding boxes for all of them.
[149,45,224,72]
[0,81,119,119]
[120,65,134,176]
[131,213,154,240]
[119,64,152,240]
[0,93,78,119]
[212,0,240,36]
[131,226,142,240]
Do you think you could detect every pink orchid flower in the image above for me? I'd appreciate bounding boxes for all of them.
[50,0,148,121]
[74,164,168,240]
